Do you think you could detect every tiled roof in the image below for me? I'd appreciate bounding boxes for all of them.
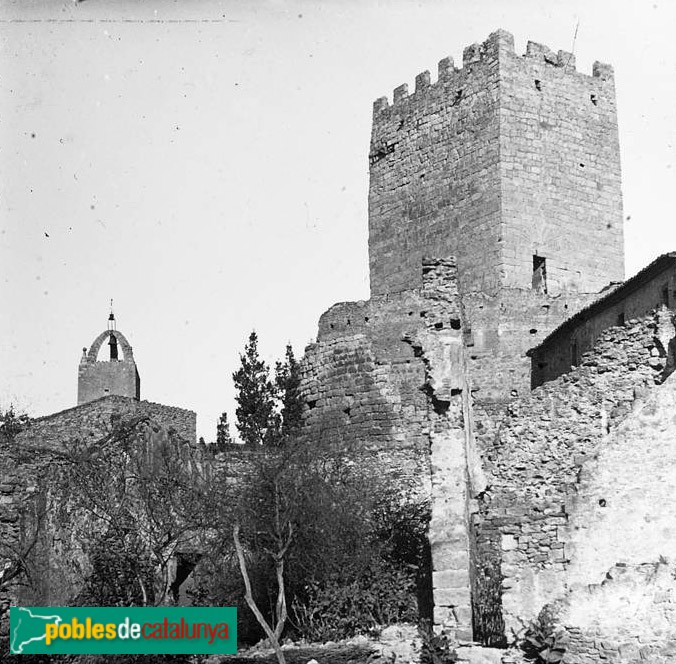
[527,252,676,356]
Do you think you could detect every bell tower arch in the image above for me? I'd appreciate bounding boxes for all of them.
[77,312,141,405]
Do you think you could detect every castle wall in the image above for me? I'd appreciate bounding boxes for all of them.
[301,295,430,484]
[531,257,676,386]
[462,289,592,405]
[540,364,676,663]
[2,402,199,612]
[472,309,674,636]
[564,365,676,586]
[299,259,478,639]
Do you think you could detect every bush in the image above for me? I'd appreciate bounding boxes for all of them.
[521,608,567,663]
[418,621,458,664]
[291,559,418,642]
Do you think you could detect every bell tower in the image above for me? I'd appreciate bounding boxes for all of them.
[77,311,141,405]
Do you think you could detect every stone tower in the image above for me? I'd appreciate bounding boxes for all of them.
[77,313,140,405]
[368,29,623,298]
[299,31,628,641]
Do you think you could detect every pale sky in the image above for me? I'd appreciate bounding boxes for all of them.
[1,0,675,441]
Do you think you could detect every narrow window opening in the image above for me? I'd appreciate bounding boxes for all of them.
[454,89,463,103]
[571,340,579,367]
[108,333,119,361]
[662,285,669,307]
[532,255,547,294]
[534,79,542,91]
[590,94,598,106]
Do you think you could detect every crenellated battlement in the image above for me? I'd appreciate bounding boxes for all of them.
[372,29,614,116]
[368,28,623,300]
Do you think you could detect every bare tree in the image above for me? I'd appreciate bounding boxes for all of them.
[55,415,214,606]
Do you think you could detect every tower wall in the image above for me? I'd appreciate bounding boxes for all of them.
[499,42,624,293]
[77,361,140,405]
[368,30,624,298]
[77,329,140,405]
[369,31,505,297]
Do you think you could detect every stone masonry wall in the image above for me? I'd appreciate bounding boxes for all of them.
[462,289,592,406]
[472,308,675,638]
[1,400,199,613]
[78,330,140,405]
[544,364,676,663]
[301,293,431,484]
[299,258,480,639]
[368,29,623,298]
[17,395,196,450]
[77,361,140,405]
[499,40,623,294]
[369,32,504,297]
[532,259,676,387]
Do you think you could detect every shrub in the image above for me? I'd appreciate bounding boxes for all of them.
[418,621,458,664]
[291,560,418,642]
[521,609,567,664]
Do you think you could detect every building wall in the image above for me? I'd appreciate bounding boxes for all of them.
[542,356,676,664]
[77,361,140,405]
[1,397,198,613]
[472,308,674,638]
[462,289,592,405]
[78,329,140,405]
[368,30,623,299]
[17,395,196,449]
[532,262,676,386]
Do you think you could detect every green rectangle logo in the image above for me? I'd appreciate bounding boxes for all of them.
[10,606,237,655]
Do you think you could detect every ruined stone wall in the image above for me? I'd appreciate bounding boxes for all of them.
[2,406,201,613]
[301,294,431,484]
[542,367,676,663]
[300,259,480,640]
[368,30,623,299]
[556,562,676,664]
[532,261,676,386]
[471,308,674,638]
[462,289,592,405]
[0,396,197,612]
